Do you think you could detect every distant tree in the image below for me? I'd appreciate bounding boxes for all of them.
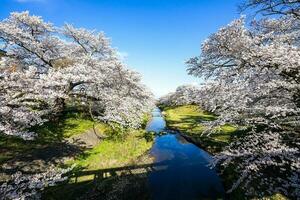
[158,84,202,106]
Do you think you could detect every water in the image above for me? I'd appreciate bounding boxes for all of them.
[146,108,225,200]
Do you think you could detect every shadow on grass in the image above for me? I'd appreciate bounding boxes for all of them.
[0,140,84,176]
[32,108,94,143]
[166,114,250,154]
[44,161,169,200]
[181,128,250,154]
[166,112,217,132]
[163,105,251,154]
[0,109,96,180]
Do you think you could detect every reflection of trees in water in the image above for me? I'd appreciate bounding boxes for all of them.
[176,134,189,144]
[144,131,169,142]
[152,112,162,117]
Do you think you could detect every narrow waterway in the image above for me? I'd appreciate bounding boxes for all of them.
[146,108,225,200]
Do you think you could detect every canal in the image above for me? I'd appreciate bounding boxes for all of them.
[146,107,225,200]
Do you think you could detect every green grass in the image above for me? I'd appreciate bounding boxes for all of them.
[0,135,37,164]
[2,109,154,199]
[141,113,152,129]
[32,112,98,142]
[0,111,103,165]
[1,107,152,165]
[44,130,154,199]
[163,105,239,153]
[70,130,153,172]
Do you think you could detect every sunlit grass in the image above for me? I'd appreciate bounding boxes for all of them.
[267,194,289,200]
[69,130,153,172]
[60,118,95,137]
[164,105,237,140]
[163,105,238,152]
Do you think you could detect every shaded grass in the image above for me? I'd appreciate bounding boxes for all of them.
[0,111,104,165]
[32,111,99,142]
[45,170,152,200]
[163,105,239,153]
[0,135,38,164]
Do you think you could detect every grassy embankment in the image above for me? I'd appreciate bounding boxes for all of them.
[0,109,154,199]
[44,112,154,199]
[162,104,238,153]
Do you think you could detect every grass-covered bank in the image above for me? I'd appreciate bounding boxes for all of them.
[69,130,153,171]
[44,130,154,199]
[162,105,238,153]
[1,108,154,199]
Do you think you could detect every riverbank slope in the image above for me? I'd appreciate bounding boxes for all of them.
[0,109,154,199]
[162,105,237,154]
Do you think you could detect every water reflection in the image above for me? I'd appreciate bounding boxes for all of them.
[146,108,166,133]
[146,108,225,200]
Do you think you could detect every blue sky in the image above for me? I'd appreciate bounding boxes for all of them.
[1,0,241,97]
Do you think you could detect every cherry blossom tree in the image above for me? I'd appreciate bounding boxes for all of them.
[0,11,154,139]
[158,84,202,106]
[239,0,300,18]
[0,166,74,200]
[185,4,300,198]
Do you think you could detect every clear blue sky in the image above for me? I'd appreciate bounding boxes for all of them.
[1,0,241,97]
